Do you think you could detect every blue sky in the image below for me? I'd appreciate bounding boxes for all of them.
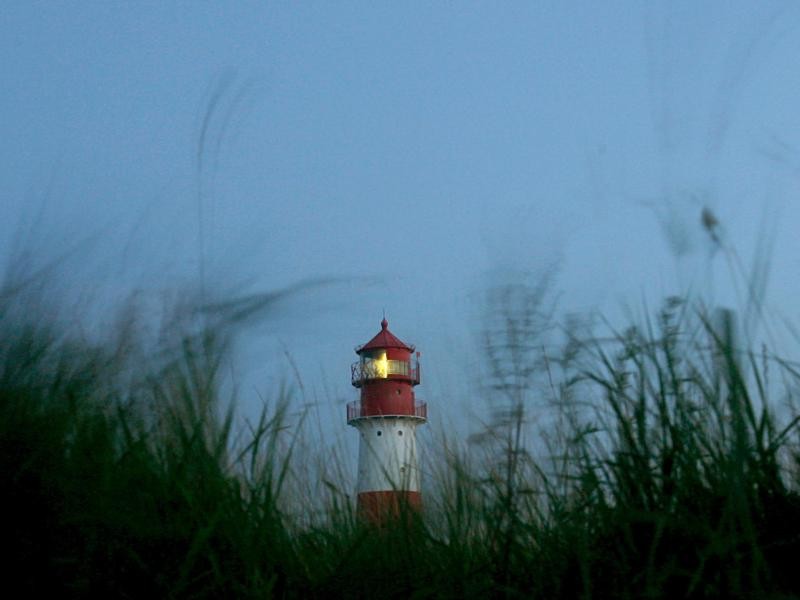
[3,2,800,446]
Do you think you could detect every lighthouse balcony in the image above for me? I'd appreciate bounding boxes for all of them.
[347,400,427,424]
[351,358,420,387]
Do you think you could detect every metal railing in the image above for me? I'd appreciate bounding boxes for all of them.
[347,400,427,424]
[351,358,421,387]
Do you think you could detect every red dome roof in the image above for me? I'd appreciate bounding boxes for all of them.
[356,318,414,354]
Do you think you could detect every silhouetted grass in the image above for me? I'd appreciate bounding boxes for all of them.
[4,266,800,598]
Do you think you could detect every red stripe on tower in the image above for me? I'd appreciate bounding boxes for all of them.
[347,318,426,523]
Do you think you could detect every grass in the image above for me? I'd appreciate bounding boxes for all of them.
[4,265,800,598]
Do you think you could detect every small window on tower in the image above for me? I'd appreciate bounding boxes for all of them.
[377,430,382,436]
[398,430,403,436]
[396,389,401,395]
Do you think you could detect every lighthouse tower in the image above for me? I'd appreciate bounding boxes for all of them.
[347,318,426,521]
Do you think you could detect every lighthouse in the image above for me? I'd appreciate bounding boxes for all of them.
[347,318,427,521]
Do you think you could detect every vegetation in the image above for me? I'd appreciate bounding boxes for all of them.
[4,262,800,599]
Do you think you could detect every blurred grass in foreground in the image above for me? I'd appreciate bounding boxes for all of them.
[4,267,800,599]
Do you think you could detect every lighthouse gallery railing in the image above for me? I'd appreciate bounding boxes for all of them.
[347,400,427,423]
[351,358,420,386]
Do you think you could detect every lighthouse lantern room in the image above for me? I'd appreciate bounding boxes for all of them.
[347,318,426,521]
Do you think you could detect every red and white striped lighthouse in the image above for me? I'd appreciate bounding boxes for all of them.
[347,318,427,521]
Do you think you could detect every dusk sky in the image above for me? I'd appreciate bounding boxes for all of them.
[3,2,800,451]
